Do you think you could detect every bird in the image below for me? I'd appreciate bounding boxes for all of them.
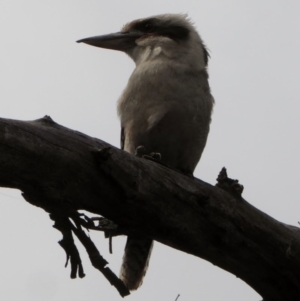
[77,13,214,291]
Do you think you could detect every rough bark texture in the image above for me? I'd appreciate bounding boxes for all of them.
[0,116,299,301]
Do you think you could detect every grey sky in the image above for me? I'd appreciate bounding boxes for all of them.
[1,1,299,300]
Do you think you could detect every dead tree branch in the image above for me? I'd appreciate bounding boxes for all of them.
[0,116,299,301]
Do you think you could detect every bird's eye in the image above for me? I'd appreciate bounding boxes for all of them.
[144,23,154,32]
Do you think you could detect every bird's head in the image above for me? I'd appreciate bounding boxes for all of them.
[77,14,209,67]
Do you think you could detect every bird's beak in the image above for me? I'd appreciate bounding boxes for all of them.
[76,32,143,52]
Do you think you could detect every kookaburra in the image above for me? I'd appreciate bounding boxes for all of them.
[77,14,214,291]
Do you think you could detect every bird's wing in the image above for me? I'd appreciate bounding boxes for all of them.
[146,106,169,131]
[120,126,125,150]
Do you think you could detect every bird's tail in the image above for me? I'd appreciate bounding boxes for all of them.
[119,236,154,290]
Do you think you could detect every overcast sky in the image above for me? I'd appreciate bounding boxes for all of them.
[1,1,299,300]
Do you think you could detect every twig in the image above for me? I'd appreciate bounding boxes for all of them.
[69,216,130,297]
[50,212,130,297]
[51,213,85,279]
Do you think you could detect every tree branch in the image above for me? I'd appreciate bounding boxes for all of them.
[0,116,299,301]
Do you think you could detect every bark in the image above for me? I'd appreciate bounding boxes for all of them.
[0,116,299,301]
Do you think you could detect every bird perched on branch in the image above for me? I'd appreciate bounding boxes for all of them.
[77,13,214,291]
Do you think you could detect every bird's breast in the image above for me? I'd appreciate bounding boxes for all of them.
[117,62,212,125]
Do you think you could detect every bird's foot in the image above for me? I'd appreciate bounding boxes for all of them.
[135,146,161,161]
[149,152,161,161]
[135,146,167,171]
[135,145,147,157]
